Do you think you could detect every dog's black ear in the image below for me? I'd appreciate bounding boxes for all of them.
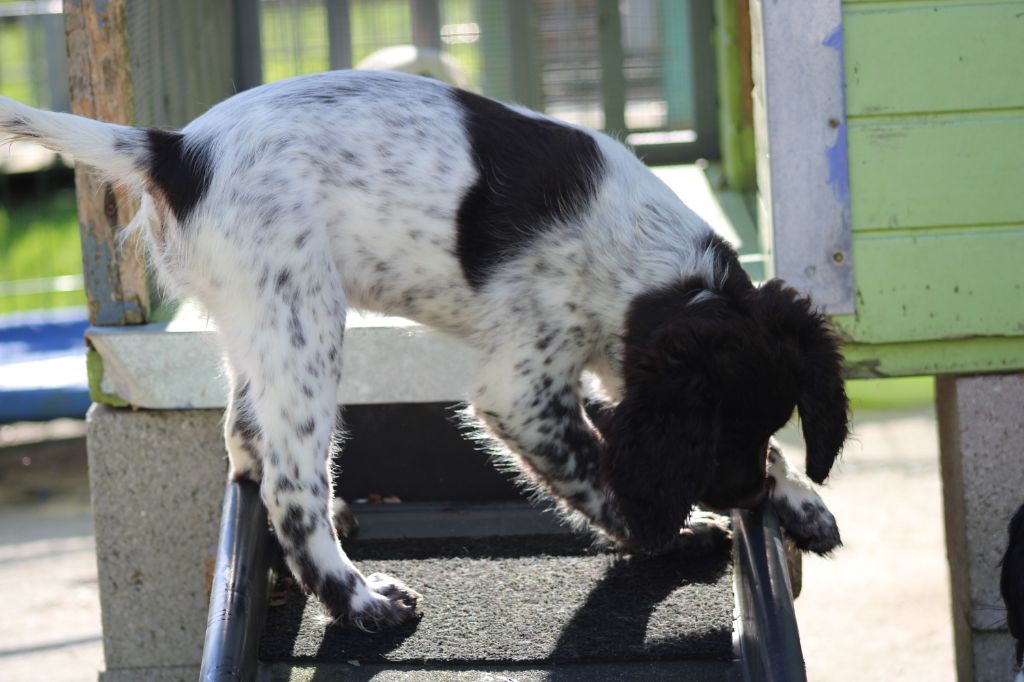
[1001,503,1024,669]
[602,323,720,552]
[758,280,849,484]
[604,388,719,552]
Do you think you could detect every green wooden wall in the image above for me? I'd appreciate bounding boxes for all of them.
[835,0,1024,376]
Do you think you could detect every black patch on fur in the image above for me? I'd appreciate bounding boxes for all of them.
[318,571,359,621]
[281,504,314,549]
[231,381,261,443]
[275,269,292,292]
[144,129,212,223]
[298,418,316,437]
[698,232,755,298]
[1002,503,1024,669]
[453,89,605,289]
[3,116,39,139]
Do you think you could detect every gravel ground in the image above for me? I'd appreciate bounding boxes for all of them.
[0,408,955,681]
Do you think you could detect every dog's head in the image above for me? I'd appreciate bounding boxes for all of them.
[602,276,849,551]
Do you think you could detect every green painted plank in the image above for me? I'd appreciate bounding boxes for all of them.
[844,2,1024,116]
[844,0,1014,6]
[837,228,1024,343]
[660,0,695,128]
[848,113,1024,230]
[841,337,1024,378]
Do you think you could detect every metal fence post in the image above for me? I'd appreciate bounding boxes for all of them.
[507,0,542,110]
[689,0,720,160]
[597,0,626,135]
[410,0,442,51]
[326,0,353,70]
[233,0,263,90]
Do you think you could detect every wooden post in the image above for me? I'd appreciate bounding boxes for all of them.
[714,0,756,191]
[64,0,149,326]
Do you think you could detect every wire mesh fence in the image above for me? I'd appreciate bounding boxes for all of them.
[255,0,700,136]
[0,0,80,315]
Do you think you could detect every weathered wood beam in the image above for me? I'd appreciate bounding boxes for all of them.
[64,0,149,325]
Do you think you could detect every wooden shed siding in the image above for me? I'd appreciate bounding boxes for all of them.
[837,0,1024,347]
[844,2,1024,117]
[848,114,1024,231]
[838,228,1024,342]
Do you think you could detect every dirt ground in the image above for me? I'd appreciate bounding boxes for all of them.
[0,409,955,681]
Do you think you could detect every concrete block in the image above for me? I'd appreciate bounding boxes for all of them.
[936,373,1024,681]
[87,405,226,675]
[972,632,1018,682]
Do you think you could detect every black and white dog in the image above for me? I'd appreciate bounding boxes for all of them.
[1002,503,1024,679]
[1,71,847,631]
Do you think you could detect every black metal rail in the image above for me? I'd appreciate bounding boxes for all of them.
[732,504,807,681]
[199,480,273,682]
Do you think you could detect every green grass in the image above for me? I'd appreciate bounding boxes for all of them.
[0,11,47,107]
[846,376,935,412]
[0,187,84,314]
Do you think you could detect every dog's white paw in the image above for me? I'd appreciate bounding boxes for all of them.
[342,573,421,632]
[770,482,841,555]
[673,509,733,554]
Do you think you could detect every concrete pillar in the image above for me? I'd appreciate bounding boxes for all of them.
[936,373,1024,682]
[88,405,226,682]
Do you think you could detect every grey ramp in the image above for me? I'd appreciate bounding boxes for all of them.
[261,535,734,670]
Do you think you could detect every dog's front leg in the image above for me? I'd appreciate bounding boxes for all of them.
[767,441,842,554]
[471,348,630,545]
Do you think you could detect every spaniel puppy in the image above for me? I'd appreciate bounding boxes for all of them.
[1,71,847,631]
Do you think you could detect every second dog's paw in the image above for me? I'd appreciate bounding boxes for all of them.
[772,488,841,555]
[331,497,360,540]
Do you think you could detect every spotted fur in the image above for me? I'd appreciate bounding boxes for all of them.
[0,70,849,630]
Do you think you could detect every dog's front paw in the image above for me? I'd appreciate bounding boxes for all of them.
[771,484,841,555]
[346,573,421,632]
[670,510,733,555]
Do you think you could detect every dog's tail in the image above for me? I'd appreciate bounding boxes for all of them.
[0,95,151,191]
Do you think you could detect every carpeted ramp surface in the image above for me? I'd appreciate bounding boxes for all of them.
[261,535,735,678]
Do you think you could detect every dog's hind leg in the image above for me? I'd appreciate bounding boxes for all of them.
[202,235,417,631]
[223,366,263,482]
